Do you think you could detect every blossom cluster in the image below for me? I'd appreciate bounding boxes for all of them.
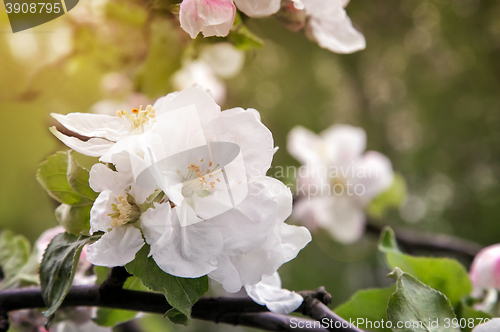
[50,86,311,314]
[179,0,366,54]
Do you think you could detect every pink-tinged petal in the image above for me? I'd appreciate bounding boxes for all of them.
[50,127,114,158]
[180,0,236,38]
[470,244,500,291]
[86,225,144,267]
[233,0,280,17]
[51,112,130,141]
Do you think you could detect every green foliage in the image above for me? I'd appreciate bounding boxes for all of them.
[387,268,460,332]
[0,231,39,290]
[93,267,148,327]
[378,227,472,306]
[37,151,96,235]
[125,245,209,325]
[40,232,97,317]
[226,13,264,51]
[368,173,407,218]
[334,287,395,332]
[456,299,492,332]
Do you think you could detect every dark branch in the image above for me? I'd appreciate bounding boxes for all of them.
[100,266,131,290]
[366,223,482,259]
[297,287,363,332]
[0,286,360,332]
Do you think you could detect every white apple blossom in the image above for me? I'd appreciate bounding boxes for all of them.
[173,43,245,104]
[60,86,311,314]
[287,125,394,243]
[179,0,281,38]
[278,0,365,54]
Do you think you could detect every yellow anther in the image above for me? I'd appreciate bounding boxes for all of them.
[131,108,140,114]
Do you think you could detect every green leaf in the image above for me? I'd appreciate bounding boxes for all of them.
[0,231,39,290]
[93,269,148,327]
[368,174,407,218]
[125,245,209,325]
[334,287,395,332]
[37,151,93,206]
[67,151,98,201]
[378,227,472,306]
[456,299,492,332]
[55,204,91,236]
[387,268,460,332]
[40,232,96,317]
[165,309,189,325]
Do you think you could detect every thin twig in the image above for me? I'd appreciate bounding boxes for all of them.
[0,286,357,332]
[366,223,482,259]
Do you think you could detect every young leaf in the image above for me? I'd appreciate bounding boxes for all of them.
[67,151,98,201]
[125,245,209,325]
[37,151,93,206]
[55,204,91,235]
[0,231,39,290]
[334,287,395,332]
[387,268,460,332]
[378,227,472,306]
[40,232,97,317]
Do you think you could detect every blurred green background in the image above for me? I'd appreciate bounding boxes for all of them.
[1,0,500,330]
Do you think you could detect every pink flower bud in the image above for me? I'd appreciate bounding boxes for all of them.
[470,244,500,291]
[179,0,236,39]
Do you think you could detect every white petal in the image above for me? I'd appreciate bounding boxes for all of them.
[179,0,235,38]
[51,112,130,141]
[172,61,227,105]
[472,319,500,332]
[50,127,114,158]
[320,124,366,164]
[229,222,311,286]
[200,43,245,79]
[287,126,322,165]
[351,151,394,200]
[295,196,365,243]
[86,226,144,267]
[154,86,221,126]
[233,0,280,17]
[306,6,366,54]
[245,273,303,314]
[90,191,114,234]
[204,109,274,177]
[208,255,243,293]
[146,208,223,278]
[89,163,128,193]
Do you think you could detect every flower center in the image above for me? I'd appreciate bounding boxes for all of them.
[116,105,156,133]
[109,195,141,227]
[181,160,222,198]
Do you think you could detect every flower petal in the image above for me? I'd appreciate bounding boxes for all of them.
[245,272,303,314]
[90,191,114,234]
[205,108,275,177]
[142,204,223,278]
[180,0,236,38]
[233,0,280,17]
[287,126,322,165]
[51,112,130,141]
[304,1,366,54]
[86,225,144,267]
[50,127,114,158]
[351,151,394,200]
